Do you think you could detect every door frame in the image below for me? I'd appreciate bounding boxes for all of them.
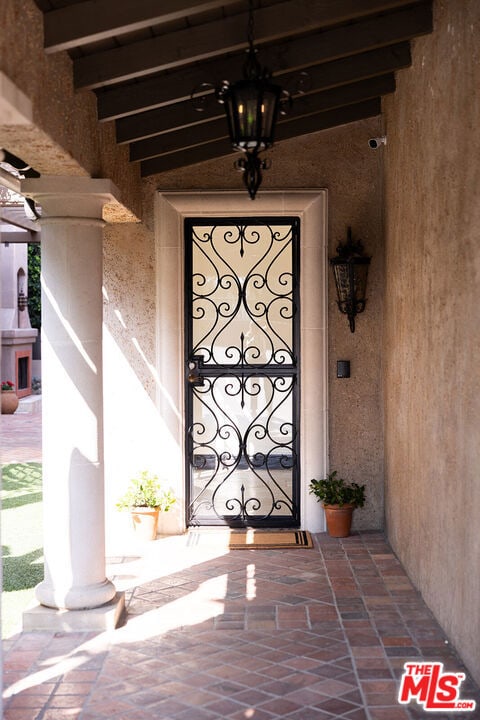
[155,191,328,533]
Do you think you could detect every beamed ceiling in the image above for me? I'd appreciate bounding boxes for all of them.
[32,0,433,177]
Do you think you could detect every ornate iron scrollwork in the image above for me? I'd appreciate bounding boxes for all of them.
[185,218,300,527]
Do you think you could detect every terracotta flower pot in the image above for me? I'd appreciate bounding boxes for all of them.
[1,390,19,415]
[323,503,354,538]
[130,507,160,541]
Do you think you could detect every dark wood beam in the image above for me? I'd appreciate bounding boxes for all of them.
[97,2,429,120]
[130,75,395,161]
[74,0,424,89]
[117,104,216,146]
[116,44,408,144]
[140,98,381,176]
[0,207,39,233]
[0,230,37,244]
[131,118,226,161]
[44,0,240,53]
[275,99,382,141]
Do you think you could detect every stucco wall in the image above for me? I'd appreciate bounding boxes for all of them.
[383,0,480,684]
[136,116,385,531]
[102,221,173,545]
[0,0,142,222]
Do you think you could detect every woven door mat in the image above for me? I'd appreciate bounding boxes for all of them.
[186,529,313,549]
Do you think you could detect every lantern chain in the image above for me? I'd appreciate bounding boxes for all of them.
[247,0,255,53]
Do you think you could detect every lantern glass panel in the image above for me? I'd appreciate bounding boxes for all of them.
[332,260,369,303]
[259,85,280,140]
[225,79,281,151]
[353,261,369,303]
[332,264,351,305]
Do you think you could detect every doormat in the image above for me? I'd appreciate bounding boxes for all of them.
[187,529,313,549]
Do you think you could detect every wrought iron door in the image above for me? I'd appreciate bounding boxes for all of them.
[185,217,300,527]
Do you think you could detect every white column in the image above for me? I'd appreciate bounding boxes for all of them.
[21,178,118,610]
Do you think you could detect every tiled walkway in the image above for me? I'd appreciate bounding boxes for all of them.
[0,405,42,464]
[2,413,480,719]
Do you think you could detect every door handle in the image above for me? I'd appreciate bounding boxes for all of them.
[188,357,204,386]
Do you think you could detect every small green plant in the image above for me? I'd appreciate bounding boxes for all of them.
[309,471,365,508]
[116,471,176,511]
[2,380,15,391]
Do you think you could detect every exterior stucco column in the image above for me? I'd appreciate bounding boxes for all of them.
[21,178,118,610]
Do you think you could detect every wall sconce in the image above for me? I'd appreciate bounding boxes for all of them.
[330,227,371,333]
[18,291,28,311]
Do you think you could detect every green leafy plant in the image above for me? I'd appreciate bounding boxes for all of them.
[116,471,176,511]
[2,380,15,392]
[309,471,365,508]
[28,244,41,330]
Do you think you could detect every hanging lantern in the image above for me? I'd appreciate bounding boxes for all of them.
[330,227,371,333]
[215,1,289,199]
[220,58,282,153]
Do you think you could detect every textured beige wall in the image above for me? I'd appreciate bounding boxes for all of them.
[102,221,177,547]
[383,0,480,684]
[103,222,157,401]
[142,116,385,530]
[0,0,142,222]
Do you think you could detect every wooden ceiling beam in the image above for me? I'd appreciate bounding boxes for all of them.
[130,118,227,161]
[0,230,37,244]
[129,74,395,161]
[140,98,381,176]
[73,0,425,89]
[116,44,408,145]
[117,103,217,146]
[44,0,239,53]
[275,98,382,141]
[97,2,430,121]
[0,207,39,233]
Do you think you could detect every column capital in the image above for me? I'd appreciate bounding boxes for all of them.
[20,176,122,219]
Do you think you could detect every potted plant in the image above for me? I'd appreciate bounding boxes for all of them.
[1,380,19,414]
[309,470,365,538]
[116,470,177,541]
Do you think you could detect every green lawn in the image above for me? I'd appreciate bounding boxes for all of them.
[1,462,43,638]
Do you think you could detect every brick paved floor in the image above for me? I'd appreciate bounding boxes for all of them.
[0,410,42,464]
[3,532,480,720]
[2,412,480,719]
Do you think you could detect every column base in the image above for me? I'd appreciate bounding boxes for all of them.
[23,592,125,632]
[35,577,117,610]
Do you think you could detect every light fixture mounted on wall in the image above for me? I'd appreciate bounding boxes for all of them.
[17,291,28,311]
[330,227,371,333]
[193,0,291,200]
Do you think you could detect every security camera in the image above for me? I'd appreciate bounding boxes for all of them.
[368,136,386,149]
